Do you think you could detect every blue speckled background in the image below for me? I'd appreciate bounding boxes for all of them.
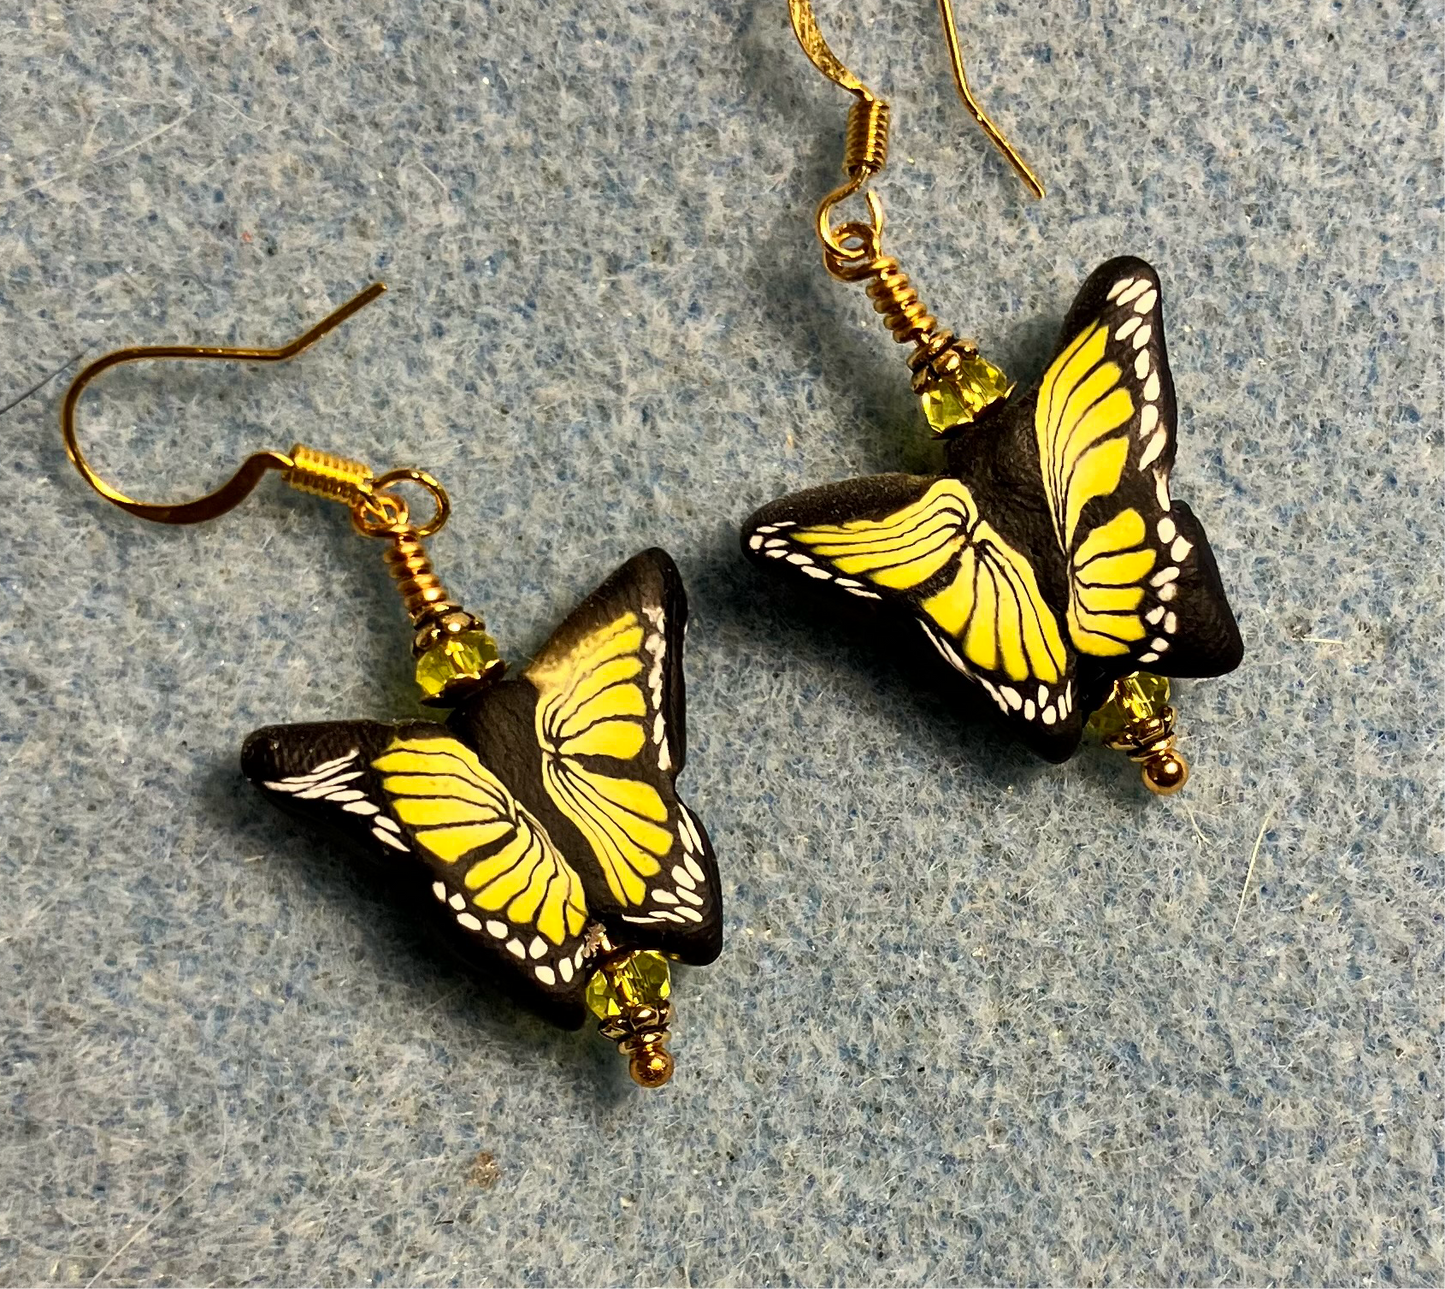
[1,1,1440,1283]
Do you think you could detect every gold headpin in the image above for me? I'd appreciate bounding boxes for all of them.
[583,930,677,1088]
[788,0,1042,435]
[60,284,503,707]
[1088,673,1191,795]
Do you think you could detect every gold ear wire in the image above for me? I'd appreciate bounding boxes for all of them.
[935,0,1044,200]
[785,0,1036,434]
[61,280,502,705]
[61,282,389,525]
[788,0,1042,255]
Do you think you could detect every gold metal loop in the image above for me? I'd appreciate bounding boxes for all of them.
[61,283,387,525]
[354,467,450,540]
[818,192,887,267]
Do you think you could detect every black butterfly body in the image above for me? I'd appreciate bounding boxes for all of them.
[242,548,721,1030]
[742,257,1243,762]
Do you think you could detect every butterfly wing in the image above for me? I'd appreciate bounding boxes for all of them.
[450,548,723,964]
[742,473,1083,758]
[242,719,594,1028]
[1029,256,1243,683]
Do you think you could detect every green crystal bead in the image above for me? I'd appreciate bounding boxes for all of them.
[584,950,671,1021]
[414,627,501,700]
[1089,671,1171,741]
[918,351,1014,434]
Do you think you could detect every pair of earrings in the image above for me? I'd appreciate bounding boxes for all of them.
[61,0,1241,1087]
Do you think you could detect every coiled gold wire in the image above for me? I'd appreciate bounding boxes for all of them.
[283,448,461,631]
[283,445,374,507]
[842,97,890,178]
[382,533,464,628]
[824,224,957,375]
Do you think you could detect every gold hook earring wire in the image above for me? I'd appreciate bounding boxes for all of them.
[788,0,890,257]
[61,282,387,526]
[788,0,1043,242]
[935,0,1044,200]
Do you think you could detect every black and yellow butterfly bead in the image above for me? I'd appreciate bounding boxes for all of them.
[742,258,1243,763]
[242,550,721,1056]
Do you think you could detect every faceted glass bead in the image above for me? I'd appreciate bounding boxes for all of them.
[414,628,501,700]
[1089,671,1171,741]
[918,353,1014,434]
[584,950,671,1021]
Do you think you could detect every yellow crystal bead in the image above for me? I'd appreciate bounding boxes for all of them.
[1089,671,1171,742]
[584,950,671,1021]
[918,352,1014,434]
[414,627,501,700]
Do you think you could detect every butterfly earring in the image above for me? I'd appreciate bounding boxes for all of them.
[62,284,721,1086]
[743,0,1243,793]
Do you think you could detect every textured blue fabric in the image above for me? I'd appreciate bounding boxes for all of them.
[0,1,1439,1283]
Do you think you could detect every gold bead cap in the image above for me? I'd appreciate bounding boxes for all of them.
[1089,672,1192,795]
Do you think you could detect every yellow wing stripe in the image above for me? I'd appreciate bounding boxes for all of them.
[373,737,587,945]
[1076,585,1146,613]
[793,483,977,588]
[389,797,508,830]
[528,610,681,909]
[541,759,669,905]
[1061,406,1132,546]
[467,845,540,905]
[532,874,575,945]
[532,617,647,743]
[551,653,645,733]
[374,745,497,781]
[1003,552,1069,682]
[920,547,977,635]
[797,504,968,555]
[1066,504,1157,656]
[791,483,975,542]
[1041,325,1108,443]
[967,562,1000,671]
[916,526,1066,683]
[1080,550,1155,586]
[374,774,500,810]
[561,719,646,760]
[1037,321,1138,550]
[532,619,651,761]
[532,618,641,688]
[1075,508,1146,564]
[788,480,1068,687]
[463,832,535,889]
[1070,605,1148,655]
[414,824,503,865]
[995,568,1029,681]
[570,656,648,711]
[1037,313,1167,660]
[1058,364,1123,456]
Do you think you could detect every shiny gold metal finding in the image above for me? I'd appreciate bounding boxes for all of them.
[586,929,677,1088]
[62,283,389,526]
[1089,674,1191,795]
[789,0,1042,259]
[787,0,1037,432]
[60,284,501,705]
[935,0,1044,200]
[1095,695,1191,796]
